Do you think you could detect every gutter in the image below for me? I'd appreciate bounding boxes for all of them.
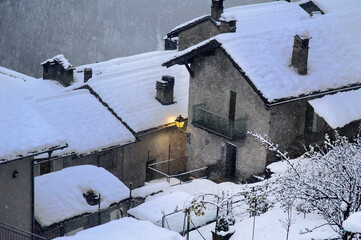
[267,84,361,107]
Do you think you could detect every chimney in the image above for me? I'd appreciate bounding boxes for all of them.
[84,68,93,83]
[156,75,175,105]
[220,20,237,33]
[164,38,178,51]
[291,34,311,75]
[211,0,224,21]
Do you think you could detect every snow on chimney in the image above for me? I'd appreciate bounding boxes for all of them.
[291,34,311,75]
[156,75,175,105]
[211,0,224,21]
[84,68,93,83]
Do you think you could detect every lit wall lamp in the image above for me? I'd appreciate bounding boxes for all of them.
[175,115,185,129]
[12,170,19,179]
[175,115,191,144]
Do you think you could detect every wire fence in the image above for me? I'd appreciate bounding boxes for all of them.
[36,200,130,239]
[152,193,249,240]
[147,157,208,186]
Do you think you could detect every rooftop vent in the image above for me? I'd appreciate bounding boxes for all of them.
[299,1,325,15]
[84,68,92,83]
[156,75,175,105]
[211,0,224,21]
[291,34,311,75]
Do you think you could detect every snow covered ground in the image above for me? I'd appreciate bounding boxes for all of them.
[127,160,340,240]
[49,159,346,240]
[53,217,183,240]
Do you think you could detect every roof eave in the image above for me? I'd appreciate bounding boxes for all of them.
[162,39,222,68]
[166,15,218,39]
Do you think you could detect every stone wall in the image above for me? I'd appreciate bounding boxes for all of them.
[0,156,33,232]
[186,48,270,181]
[178,20,220,51]
[34,126,186,188]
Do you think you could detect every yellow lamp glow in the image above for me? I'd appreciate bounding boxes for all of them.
[175,115,185,128]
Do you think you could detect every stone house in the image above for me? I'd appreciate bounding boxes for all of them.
[41,54,74,87]
[163,0,361,182]
[166,0,236,51]
[0,67,67,233]
[34,50,189,188]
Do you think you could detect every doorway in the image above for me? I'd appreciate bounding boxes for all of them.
[225,143,237,179]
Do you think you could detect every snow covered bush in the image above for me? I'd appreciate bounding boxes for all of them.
[250,131,361,240]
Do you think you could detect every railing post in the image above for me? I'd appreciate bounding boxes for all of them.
[230,120,235,139]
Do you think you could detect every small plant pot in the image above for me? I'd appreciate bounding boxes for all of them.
[211,231,235,240]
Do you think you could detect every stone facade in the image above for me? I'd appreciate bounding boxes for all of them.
[42,62,74,87]
[178,20,220,51]
[34,125,186,188]
[0,156,34,232]
[186,48,270,181]
[185,47,340,182]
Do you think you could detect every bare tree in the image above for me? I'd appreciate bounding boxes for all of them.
[249,131,361,240]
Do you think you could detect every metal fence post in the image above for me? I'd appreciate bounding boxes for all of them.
[186,210,190,240]
[98,193,101,226]
[162,214,165,228]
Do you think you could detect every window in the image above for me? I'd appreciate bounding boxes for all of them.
[229,91,237,121]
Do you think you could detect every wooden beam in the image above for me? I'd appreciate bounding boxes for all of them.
[185,64,194,77]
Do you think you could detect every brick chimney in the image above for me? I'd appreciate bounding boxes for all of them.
[84,68,93,83]
[156,75,175,105]
[211,0,224,21]
[291,34,311,75]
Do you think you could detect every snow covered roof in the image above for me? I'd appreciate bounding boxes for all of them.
[34,89,136,156]
[0,67,67,161]
[167,15,217,38]
[35,165,130,227]
[343,212,361,233]
[41,54,73,70]
[75,51,189,133]
[164,0,361,104]
[309,89,361,129]
[53,217,183,240]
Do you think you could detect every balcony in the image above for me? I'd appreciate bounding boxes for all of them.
[192,103,247,140]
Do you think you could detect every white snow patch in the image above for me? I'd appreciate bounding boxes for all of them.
[127,191,190,223]
[309,89,361,128]
[53,217,183,240]
[35,165,130,227]
[41,54,73,70]
[343,212,361,233]
[34,89,135,156]
[0,69,66,161]
[131,182,170,198]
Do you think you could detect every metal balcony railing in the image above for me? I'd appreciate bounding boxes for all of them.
[192,103,246,140]
[0,221,47,240]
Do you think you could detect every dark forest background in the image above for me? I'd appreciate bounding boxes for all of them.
[0,0,270,77]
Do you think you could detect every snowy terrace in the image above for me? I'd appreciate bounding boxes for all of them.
[164,0,361,104]
[35,165,130,227]
[74,50,189,133]
[0,67,67,161]
[50,159,341,240]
